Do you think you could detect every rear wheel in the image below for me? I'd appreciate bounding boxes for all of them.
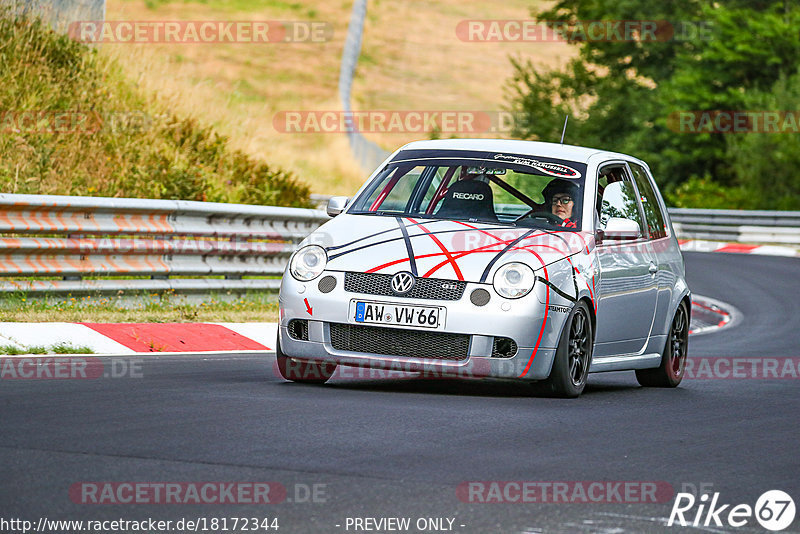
[636,300,689,387]
[537,301,593,398]
[275,336,336,384]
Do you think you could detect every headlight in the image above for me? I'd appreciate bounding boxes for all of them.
[493,262,536,299]
[290,245,327,281]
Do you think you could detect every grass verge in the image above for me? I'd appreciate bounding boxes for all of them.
[0,343,95,355]
[0,9,311,206]
[0,291,280,323]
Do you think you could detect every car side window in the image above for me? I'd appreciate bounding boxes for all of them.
[628,162,668,239]
[596,165,646,234]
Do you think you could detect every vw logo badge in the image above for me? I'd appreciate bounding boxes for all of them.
[390,272,416,295]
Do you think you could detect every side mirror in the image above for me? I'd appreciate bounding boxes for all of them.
[602,217,641,240]
[326,196,349,217]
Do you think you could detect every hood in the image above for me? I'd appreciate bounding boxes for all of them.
[307,214,592,283]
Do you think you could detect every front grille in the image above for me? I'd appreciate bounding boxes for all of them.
[344,272,466,300]
[492,337,518,358]
[288,319,309,341]
[329,323,470,361]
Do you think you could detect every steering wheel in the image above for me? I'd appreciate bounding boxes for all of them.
[514,210,564,225]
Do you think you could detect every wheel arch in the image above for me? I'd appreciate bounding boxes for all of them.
[579,296,597,343]
[681,293,692,321]
[652,291,691,359]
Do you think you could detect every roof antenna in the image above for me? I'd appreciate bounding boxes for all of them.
[560,115,570,144]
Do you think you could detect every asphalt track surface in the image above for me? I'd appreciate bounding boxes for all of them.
[1,252,799,534]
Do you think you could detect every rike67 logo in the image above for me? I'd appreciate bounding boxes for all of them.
[669,490,795,531]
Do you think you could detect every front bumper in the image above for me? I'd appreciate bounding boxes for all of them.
[278,270,569,380]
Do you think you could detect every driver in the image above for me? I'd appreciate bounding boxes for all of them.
[542,179,580,228]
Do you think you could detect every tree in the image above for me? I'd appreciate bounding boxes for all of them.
[645,3,800,186]
[725,71,800,210]
[507,0,800,205]
[508,0,707,163]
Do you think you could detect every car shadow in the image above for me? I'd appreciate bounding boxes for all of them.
[311,374,645,398]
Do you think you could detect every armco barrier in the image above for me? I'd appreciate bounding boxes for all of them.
[669,208,800,245]
[1,194,798,295]
[7,0,106,34]
[338,0,391,172]
[0,193,328,294]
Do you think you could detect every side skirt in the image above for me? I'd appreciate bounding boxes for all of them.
[589,353,662,373]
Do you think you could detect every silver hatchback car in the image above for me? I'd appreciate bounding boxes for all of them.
[277,139,690,397]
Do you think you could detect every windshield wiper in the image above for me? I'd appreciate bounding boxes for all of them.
[350,210,402,216]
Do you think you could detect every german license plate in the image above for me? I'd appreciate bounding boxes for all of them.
[353,301,445,330]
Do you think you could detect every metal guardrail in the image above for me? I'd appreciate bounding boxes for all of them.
[0,193,329,294]
[669,208,800,245]
[4,0,106,33]
[1,194,797,296]
[339,0,391,172]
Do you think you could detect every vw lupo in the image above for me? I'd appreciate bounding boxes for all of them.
[277,139,690,397]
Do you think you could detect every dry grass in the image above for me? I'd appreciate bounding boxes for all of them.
[104,0,573,195]
[356,0,572,148]
[0,11,310,205]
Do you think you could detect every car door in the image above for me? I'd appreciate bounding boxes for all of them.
[628,161,679,340]
[593,163,659,357]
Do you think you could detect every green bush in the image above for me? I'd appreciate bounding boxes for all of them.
[507,0,800,209]
[664,176,754,210]
[724,71,800,211]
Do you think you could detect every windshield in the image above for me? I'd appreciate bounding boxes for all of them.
[348,149,587,230]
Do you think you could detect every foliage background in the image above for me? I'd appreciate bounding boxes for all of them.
[507,0,800,209]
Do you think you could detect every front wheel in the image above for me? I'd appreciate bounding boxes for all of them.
[635,300,689,388]
[536,301,593,398]
[275,336,337,384]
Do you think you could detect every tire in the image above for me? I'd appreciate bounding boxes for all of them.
[636,300,689,388]
[536,301,593,398]
[275,335,336,384]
